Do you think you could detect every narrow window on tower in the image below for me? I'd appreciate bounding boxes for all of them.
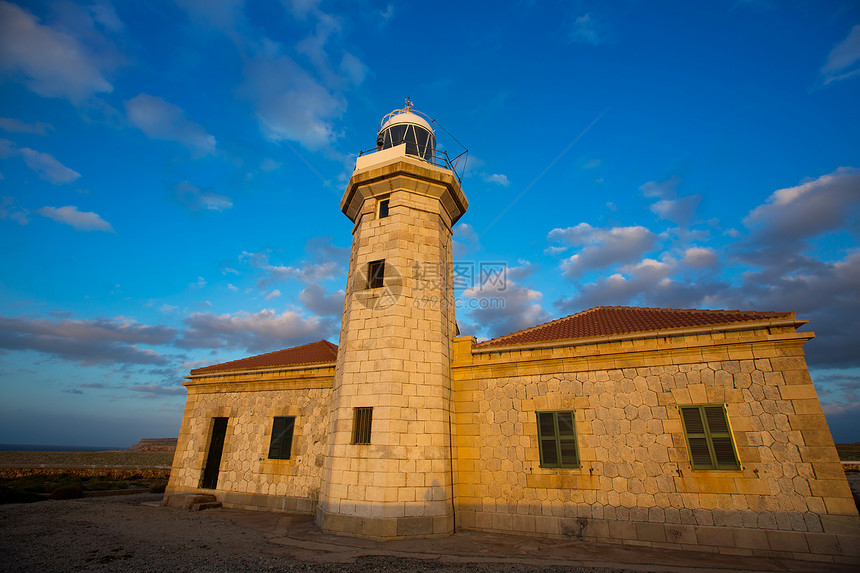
[378,196,390,219]
[267,416,295,460]
[352,407,372,444]
[367,260,385,289]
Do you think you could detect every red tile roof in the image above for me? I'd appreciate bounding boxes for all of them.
[476,306,794,349]
[190,339,338,374]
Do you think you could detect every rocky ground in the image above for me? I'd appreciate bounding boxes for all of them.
[1,493,855,573]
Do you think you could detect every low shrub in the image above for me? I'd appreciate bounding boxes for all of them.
[49,485,83,500]
[0,487,43,504]
[149,481,167,494]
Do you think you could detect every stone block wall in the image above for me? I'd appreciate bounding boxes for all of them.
[451,328,860,562]
[166,367,333,513]
[318,159,460,539]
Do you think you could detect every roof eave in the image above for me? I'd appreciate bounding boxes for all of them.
[473,318,811,354]
[185,360,337,381]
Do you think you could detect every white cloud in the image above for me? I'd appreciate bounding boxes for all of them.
[549,223,659,278]
[819,25,860,86]
[265,289,282,300]
[177,308,336,352]
[650,195,701,225]
[35,205,113,232]
[453,223,481,257]
[0,314,175,366]
[483,173,510,186]
[298,283,345,316]
[0,117,52,135]
[18,147,81,184]
[640,176,700,225]
[0,138,80,184]
[461,263,551,339]
[682,247,719,269]
[743,167,860,243]
[0,1,114,102]
[173,181,232,211]
[241,242,346,290]
[639,176,680,199]
[239,50,344,149]
[125,94,216,155]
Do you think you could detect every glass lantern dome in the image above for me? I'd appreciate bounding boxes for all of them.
[376,102,436,161]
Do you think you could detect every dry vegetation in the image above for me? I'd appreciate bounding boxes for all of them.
[0,450,173,467]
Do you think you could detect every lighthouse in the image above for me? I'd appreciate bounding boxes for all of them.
[315,103,468,538]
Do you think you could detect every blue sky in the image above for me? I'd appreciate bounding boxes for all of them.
[1,1,859,447]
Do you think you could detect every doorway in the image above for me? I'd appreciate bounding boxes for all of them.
[201,417,228,489]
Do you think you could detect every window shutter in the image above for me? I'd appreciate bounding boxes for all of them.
[681,405,739,470]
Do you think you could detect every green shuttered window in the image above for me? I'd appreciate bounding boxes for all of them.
[268,416,295,460]
[680,405,740,470]
[536,411,580,468]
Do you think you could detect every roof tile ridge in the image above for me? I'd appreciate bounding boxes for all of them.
[192,339,337,374]
[477,306,608,347]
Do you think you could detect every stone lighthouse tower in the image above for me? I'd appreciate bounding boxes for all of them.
[316,104,468,538]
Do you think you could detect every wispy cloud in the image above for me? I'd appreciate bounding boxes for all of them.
[0,1,117,103]
[35,205,114,232]
[0,117,52,135]
[172,181,232,211]
[238,49,345,150]
[125,94,216,155]
[0,138,80,184]
[483,173,510,186]
[0,196,29,225]
[569,13,607,45]
[819,25,860,86]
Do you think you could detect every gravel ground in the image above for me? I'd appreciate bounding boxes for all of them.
[0,494,621,573]
[1,493,855,573]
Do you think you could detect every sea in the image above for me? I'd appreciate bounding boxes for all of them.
[0,444,128,452]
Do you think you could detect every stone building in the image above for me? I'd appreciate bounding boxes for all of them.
[165,105,859,562]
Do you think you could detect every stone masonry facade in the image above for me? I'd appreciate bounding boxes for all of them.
[450,323,859,562]
[168,364,333,512]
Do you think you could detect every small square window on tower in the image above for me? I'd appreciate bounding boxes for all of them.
[367,260,385,289]
[352,407,372,444]
[378,197,390,219]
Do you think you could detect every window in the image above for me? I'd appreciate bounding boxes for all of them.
[268,416,295,460]
[367,260,385,289]
[536,411,579,468]
[378,197,390,219]
[352,407,372,444]
[680,405,740,470]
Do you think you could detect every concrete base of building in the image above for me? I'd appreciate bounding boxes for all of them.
[316,507,454,540]
[455,511,860,563]
[164,486,317,514]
